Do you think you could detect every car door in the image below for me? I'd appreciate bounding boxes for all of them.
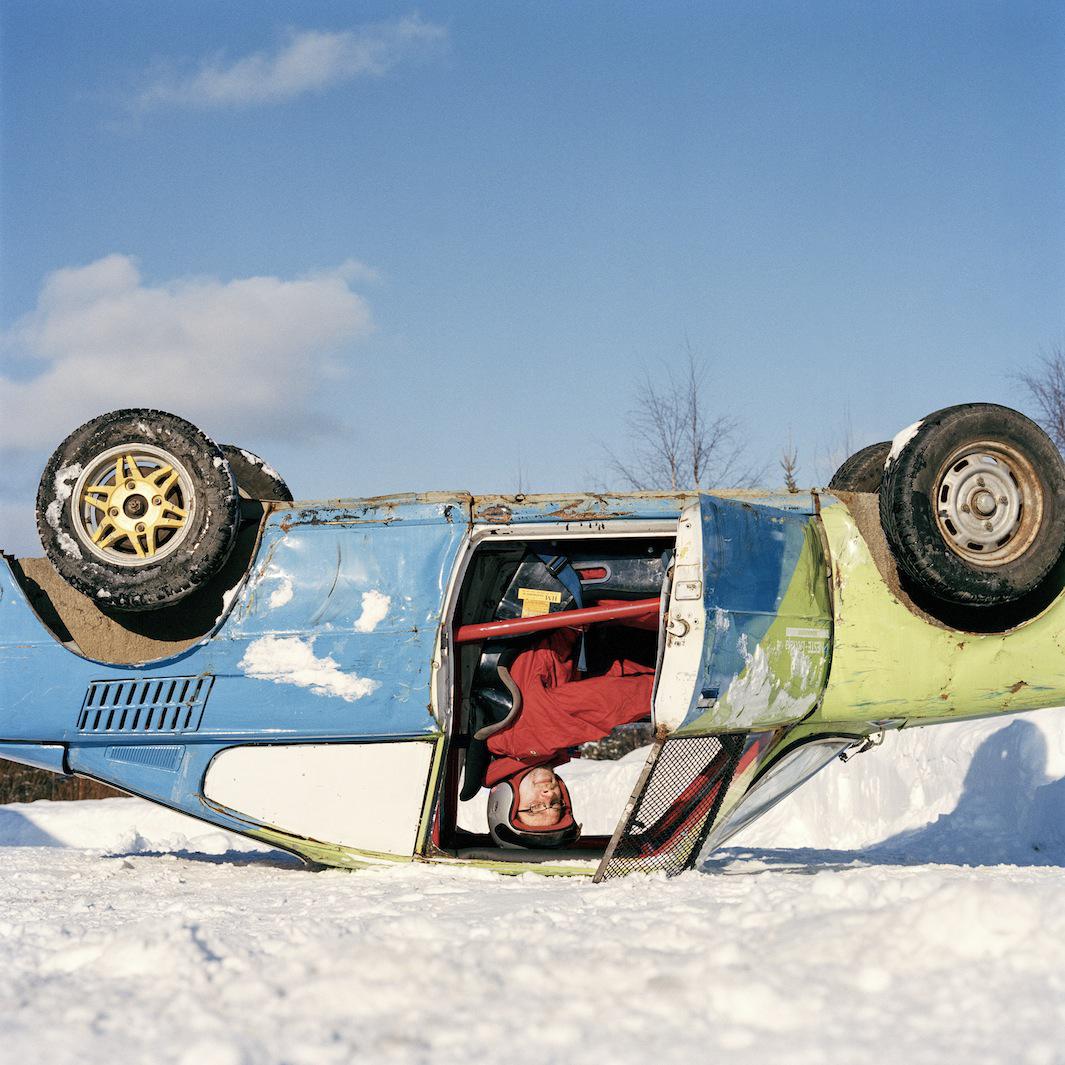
[653,494,832,735]
[48,493,473,863]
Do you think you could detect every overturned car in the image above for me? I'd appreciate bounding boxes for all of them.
[1,403,1063,878]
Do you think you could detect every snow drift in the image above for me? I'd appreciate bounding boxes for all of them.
[2,708,1064,1065]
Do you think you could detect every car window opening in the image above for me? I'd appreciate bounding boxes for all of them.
[439,533,674,863]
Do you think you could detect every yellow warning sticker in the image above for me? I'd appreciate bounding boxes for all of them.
[517,587,563,617]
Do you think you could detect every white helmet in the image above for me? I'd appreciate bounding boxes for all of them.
[487,767,581,849]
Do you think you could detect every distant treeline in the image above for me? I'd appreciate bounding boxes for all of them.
[0,762,121,804]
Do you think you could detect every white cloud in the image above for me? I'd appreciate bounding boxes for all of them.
[0,253,374,449]
[136,17,446,110]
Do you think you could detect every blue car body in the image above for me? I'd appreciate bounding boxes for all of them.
[2,487,1061,877]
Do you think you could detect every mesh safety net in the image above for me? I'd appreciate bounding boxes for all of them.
[594,733,744,881]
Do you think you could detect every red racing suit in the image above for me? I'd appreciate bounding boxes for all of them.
[484,626,655,787]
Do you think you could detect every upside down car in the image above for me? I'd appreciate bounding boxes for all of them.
[1,402,1063,878]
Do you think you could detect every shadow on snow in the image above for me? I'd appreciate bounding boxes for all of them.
[101,846,309,870]
[0,805,64,847]
[703,719,1065,874]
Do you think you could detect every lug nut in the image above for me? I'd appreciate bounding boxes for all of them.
[108,507,119,517]
[960,504,970,513]
[135,522,146,533]
[125,480,136,490]
[984,521,993,531]
[152,496,162,506]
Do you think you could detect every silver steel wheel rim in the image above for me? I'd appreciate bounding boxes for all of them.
[933,440,1042,567]
[70,443,197,567]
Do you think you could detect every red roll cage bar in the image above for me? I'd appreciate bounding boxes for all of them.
[453,597,660,645]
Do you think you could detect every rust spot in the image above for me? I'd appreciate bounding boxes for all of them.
[480,503,513,524]
[546,507,626,522]
[286,510,398,528]
[1008,680,1028,694]
[277,492,468,528]
[940,692,949,700]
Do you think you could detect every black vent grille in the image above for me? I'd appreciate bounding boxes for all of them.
[77,676,213,734]
[594,733,743,882]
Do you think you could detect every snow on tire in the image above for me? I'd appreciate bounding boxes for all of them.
[879,403,1065,607]
[36,409,239,611]
[221,444,293,502]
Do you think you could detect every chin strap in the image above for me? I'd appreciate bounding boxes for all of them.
[493,820,582,849]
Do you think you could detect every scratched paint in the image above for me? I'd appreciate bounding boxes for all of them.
[471,492,693,526]
[0,493,468,853]
[470,488,821,528]
[674,496,832,735]
[814,500,1065,725]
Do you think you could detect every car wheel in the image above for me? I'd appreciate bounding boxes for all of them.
[36,409,240,611]
[221,445,293,502]
[829,441,891,493]
[879,403,1065,607]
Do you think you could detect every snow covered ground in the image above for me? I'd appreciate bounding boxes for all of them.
[3,709,1065,1065]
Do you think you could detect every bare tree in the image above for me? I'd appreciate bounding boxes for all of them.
[814,409,856,486]
[780,433,799,493]
[1017,345,1065,452]
[606,350,763,490]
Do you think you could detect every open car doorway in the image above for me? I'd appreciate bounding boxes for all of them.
[432,523,675,867]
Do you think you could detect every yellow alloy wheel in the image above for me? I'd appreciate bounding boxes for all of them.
[72,444,195,565]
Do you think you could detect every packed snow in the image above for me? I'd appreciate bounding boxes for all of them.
[237,635,381,702]
[3,709,1065,1064]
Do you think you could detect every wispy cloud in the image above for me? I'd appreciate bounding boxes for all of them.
[135,16,446,111]
[1,254,375,450]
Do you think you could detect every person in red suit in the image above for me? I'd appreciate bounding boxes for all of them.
[484,620,655,848]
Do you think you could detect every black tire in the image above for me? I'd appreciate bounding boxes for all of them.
[829,441,891,493]
[221,445,293,502]
[36,409,239,612]
[879,403,1065,607]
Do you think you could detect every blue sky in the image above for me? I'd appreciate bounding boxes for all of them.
[1,0,1062,554]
